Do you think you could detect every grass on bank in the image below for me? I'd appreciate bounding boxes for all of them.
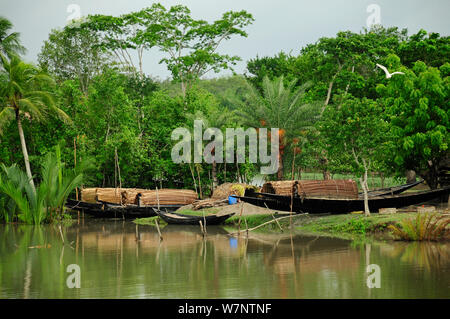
[295,212,450,241]
[133,206,450,242]
[224,212,422,237]
[388,213,450,241]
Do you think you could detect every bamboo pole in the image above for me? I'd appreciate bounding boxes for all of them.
[264,202,283,232]
[237,202,244,231]
[74,137,80,221]
[74,137,78,200]
[156,187,160,210]
[199,220,205,237]
[202,211,207,236]
[155,218,163,241]
[58,224,65,244]
[228,213,308,236]
[115,148,122,205]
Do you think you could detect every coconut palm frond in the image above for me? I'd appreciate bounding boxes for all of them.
[0,17,26,58]
[0,106,14,134]
[17,98,45,120]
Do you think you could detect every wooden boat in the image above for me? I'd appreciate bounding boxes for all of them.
[235,187,450,214]
[152,208,235,225]
[361,180,424,198]
[65,199,181,218]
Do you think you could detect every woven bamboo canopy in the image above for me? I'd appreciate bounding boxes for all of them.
[261,180,358,199]
[81,188,198,206]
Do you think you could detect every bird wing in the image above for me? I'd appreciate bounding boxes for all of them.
[391,72,405,76]
[376,63,389,75]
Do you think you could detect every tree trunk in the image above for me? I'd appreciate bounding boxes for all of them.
[189,163,198,195]
[320,157,331,180]
[360,172,370,216]
[235,153,241,182]
[277,152,284,180]
[406,170,417,184]
[291,151,296,180]
[196,165,203,199]
[16,112,35,191]
[224,162,227,183]
[212,160,218,189]
[421,162,439,189]
[321,64,342,114]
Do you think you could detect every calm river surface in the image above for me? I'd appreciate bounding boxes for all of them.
[0,219,449,298]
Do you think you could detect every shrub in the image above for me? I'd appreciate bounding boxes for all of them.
[0,145,93,224]
[388,213,450,241]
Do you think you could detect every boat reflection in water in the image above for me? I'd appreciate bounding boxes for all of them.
[0,220,448,298]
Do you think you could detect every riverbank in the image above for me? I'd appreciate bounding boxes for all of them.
[134,202,450,241]
[223,212,422,241]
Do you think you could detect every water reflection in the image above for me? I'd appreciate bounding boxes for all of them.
[378,241,450,272]
[0,220,448,298]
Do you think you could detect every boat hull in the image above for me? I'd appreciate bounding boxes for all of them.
[65,199,182,218]
[153,209,235,225]
[236,187,449,214]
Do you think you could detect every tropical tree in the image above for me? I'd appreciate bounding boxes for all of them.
[0,17,26,59]
[238,76,322,180]
[319,96,390,216]
[398,29,450,68]
[246,52,297,92]
[38,25,112,94]
[77,3,254,98]
[185,104,238,191]
[377,56,449,189]
[0,54,70,190]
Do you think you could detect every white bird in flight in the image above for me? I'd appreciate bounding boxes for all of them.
[376,63,405,78]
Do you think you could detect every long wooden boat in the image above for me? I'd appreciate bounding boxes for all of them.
[235,187,449,214]
[65,199,182,218]
[152,208,235,225]
[361,180,424,198]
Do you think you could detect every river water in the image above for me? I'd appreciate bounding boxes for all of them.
[0,219,449,298]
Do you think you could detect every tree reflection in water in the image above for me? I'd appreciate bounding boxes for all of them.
[0,220,448,298]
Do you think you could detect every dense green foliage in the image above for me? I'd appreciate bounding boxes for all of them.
[0,146,92,224]
[0,3,449,223]
[377,57,449,189]
[319,96,390,214]
[247,26,449,188]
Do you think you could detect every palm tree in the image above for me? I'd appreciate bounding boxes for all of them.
[0,54,70,190]
[238,76,322,180]
[186,109,239,190]
[0,17,26,58]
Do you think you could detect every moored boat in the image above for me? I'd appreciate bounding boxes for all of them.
[361,180,424,198]
[235,187,450,214]
[65,199,181,218]
[152,208,235,225]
